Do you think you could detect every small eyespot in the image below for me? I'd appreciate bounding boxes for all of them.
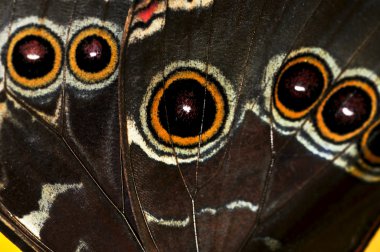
[273,54,330,120]
[149,70,226,147]
[5,24,63,89]
[360,120,380,166]
[68,26,118,84]
[316,78,378,143]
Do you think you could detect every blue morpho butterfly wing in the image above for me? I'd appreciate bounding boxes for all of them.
[1,0,380,251]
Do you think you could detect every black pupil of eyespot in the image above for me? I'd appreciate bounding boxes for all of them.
[322,86,372,135]
[367,124,380,157]
[12,35,55,79]
[158,79,216,138]
[277,62,325,112]
[75,35,111,73]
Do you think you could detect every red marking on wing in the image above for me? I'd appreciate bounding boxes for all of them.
[138,1,159,23]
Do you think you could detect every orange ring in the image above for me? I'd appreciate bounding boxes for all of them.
[150,70,225,146]
[349,162,380,181]
[361,119,380,165]
[68,27,118,83]
[316,79,377,143]
[274,55,330,120]
[6,26,62,89]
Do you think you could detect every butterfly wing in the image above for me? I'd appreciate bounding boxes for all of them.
[1,0,380,251]
[0,0,142,250]
[122,0,380,251]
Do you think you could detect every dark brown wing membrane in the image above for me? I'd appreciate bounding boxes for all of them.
[243,0,380,251]
[0,0,142,250]
[121,0,380,252]
[1,0,380,251]
[0,95,142,251]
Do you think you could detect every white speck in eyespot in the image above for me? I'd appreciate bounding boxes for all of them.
[26,53,41,61]
[294,85,306,92]
[182,105,192,114]
[89,52,98,58]
[342,107,354,117]
[19,39,48,64]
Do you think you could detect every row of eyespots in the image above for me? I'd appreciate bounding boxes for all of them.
[274,54,378,144]
[271,49,380,175]
[0,17,121,97]
[134,60,236,164]
[7,24,117,87]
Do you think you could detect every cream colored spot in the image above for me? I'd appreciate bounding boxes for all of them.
[144,200,258,228]
[18,183,83,238]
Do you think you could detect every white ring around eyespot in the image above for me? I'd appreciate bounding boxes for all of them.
[130,60,236,165]
[274,48,340,134]
[298,67,380,158]
[245,48,340,135]
[66,18,122,92]
[332,68,380,180]
[245,47,380,182]
[1,16,65,98]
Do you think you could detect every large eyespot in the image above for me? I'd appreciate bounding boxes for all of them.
[68,26,118,84]
[136,60,236,164]
[149,70,225,147]
[273,54,330,120]
[316,78,378,143]
[5,24,63,89]
[360,120,380,166]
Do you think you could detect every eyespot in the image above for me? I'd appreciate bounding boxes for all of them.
[262,48,339,135]
[360,120,380,166]
[149,70,225,147]
[65,19,121,92]
[68,26,118,84]
[273,54,330,120]
[316,78,378,143]
[251,48,380,181]
[136,60,236,164]
[5,24,63,89]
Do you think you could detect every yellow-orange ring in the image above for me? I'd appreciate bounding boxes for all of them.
[357,158,380,174]
[6,26,62,89]
[274,55,330,120]
[150,71,225,147]
[316,80,378,143]
[68,27,118,83]
[361,119,380,165]
[349,163,380,182]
